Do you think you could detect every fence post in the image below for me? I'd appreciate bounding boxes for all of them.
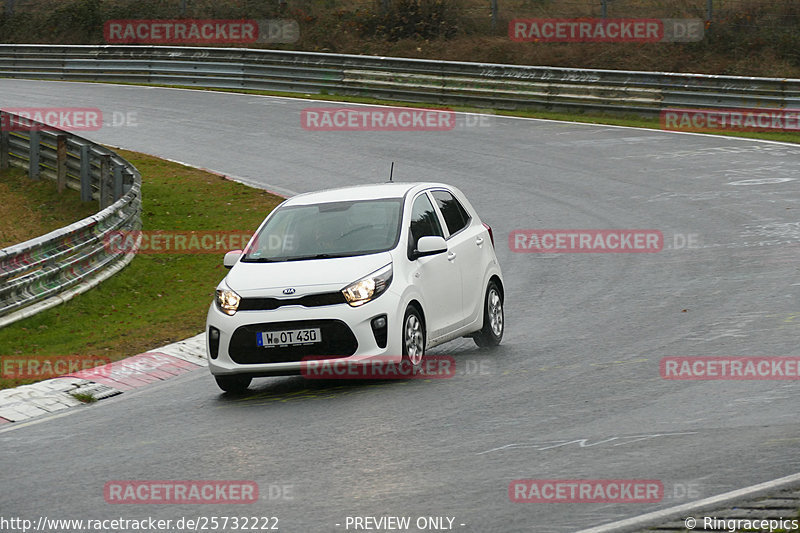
[80,144,92,202]
[179,0,186,17]
[56,135,67,193]
[99,154,111,209]
[28,130,40,180]
[4,0,15,17]
[490,0,498,30]
[113,163,123,201]
[706,0,713,22]
[601,0,608,18]
[0,112,8,171]
[381,0,390,13]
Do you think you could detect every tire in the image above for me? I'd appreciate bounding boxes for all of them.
[401,305,425,369]
[473,280,504,348]
[215,375,252,393]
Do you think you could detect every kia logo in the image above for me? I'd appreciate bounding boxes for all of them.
[283,288,296,295]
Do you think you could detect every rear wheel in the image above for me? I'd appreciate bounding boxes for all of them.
[473,281,504,348]
[401,305,425,369]
[215,375,252,393]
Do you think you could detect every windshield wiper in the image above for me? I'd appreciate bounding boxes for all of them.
[284,253,355,262]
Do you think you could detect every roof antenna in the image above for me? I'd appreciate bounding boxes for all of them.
[389,162,394,183]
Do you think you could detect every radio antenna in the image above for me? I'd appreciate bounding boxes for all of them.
[389,162,394,183]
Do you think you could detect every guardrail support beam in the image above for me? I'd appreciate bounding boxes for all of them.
[99,154,111,209]
[28,130,40,180]
[56,135,67,193]
[0,114,8,171]
[80,144,92,202]
[113,163,123,201]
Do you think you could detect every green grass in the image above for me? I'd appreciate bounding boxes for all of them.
[0,166,99,248]
[70,392,97,403]
[0,150,283,390]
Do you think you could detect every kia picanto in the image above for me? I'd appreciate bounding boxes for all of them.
[206,182,504,392]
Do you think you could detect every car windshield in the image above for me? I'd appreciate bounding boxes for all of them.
[241,198,404,262]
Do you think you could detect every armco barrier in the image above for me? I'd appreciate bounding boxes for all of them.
[0,44,798,113]
[0,110,141,328]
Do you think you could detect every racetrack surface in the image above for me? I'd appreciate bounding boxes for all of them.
[1,79,799,532]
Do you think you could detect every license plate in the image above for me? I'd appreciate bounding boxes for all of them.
[257,328,322,347]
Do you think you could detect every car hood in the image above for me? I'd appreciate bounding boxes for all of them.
[223,252,393,297]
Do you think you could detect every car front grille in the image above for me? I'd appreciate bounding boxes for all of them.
[228,319,358,364]
[238,292,346,311]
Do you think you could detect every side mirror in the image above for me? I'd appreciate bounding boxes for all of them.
[223,250,243,269]
[414,236,447,259]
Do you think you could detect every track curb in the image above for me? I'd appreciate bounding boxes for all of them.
[0,333,206,424]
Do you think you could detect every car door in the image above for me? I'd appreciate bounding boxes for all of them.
[407,192,463,342]
[431,189,486,327]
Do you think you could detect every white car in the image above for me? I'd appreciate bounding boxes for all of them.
[206,182,504,392]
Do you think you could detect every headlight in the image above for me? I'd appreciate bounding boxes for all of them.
[342,264,393,307]
[215,285,241,316]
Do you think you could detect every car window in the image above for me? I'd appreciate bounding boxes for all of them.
[431,190,471,236]
[242,198,403,262]
[408,193,444,256]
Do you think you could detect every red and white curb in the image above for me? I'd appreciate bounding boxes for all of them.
[0,333,206,424]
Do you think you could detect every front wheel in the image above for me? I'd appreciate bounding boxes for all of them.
[401,305,425,369]
[473,281,504,348]
[215,375,252,393]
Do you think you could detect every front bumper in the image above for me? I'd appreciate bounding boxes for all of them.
[206,293,403,377]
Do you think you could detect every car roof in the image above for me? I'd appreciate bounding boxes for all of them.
[283,182,453,206]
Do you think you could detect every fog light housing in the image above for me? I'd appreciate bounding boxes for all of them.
[371,315,388,349]
[208,326,221,359]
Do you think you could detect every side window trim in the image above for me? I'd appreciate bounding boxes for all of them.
[407,191,446,260]
[430,188,472,240]
[424,190,451,239]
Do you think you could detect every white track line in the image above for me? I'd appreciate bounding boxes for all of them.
[577,472,800,533]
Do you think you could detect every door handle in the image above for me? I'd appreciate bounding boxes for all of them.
[475,237,484,246]
[447,252,457,261]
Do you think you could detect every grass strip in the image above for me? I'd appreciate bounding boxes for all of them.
[0,166,98,248]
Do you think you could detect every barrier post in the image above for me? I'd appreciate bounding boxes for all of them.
[0,112,9,171]
[113,163,123,201]
[99,154,111,209]
[28,130,40,180]
[56,135,67,193]
[80,144,92,202]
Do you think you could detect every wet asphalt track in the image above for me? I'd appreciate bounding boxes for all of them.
[1,79,799,532]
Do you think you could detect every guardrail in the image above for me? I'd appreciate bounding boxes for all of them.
[0,44,799,113]
[0,110,142,328]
